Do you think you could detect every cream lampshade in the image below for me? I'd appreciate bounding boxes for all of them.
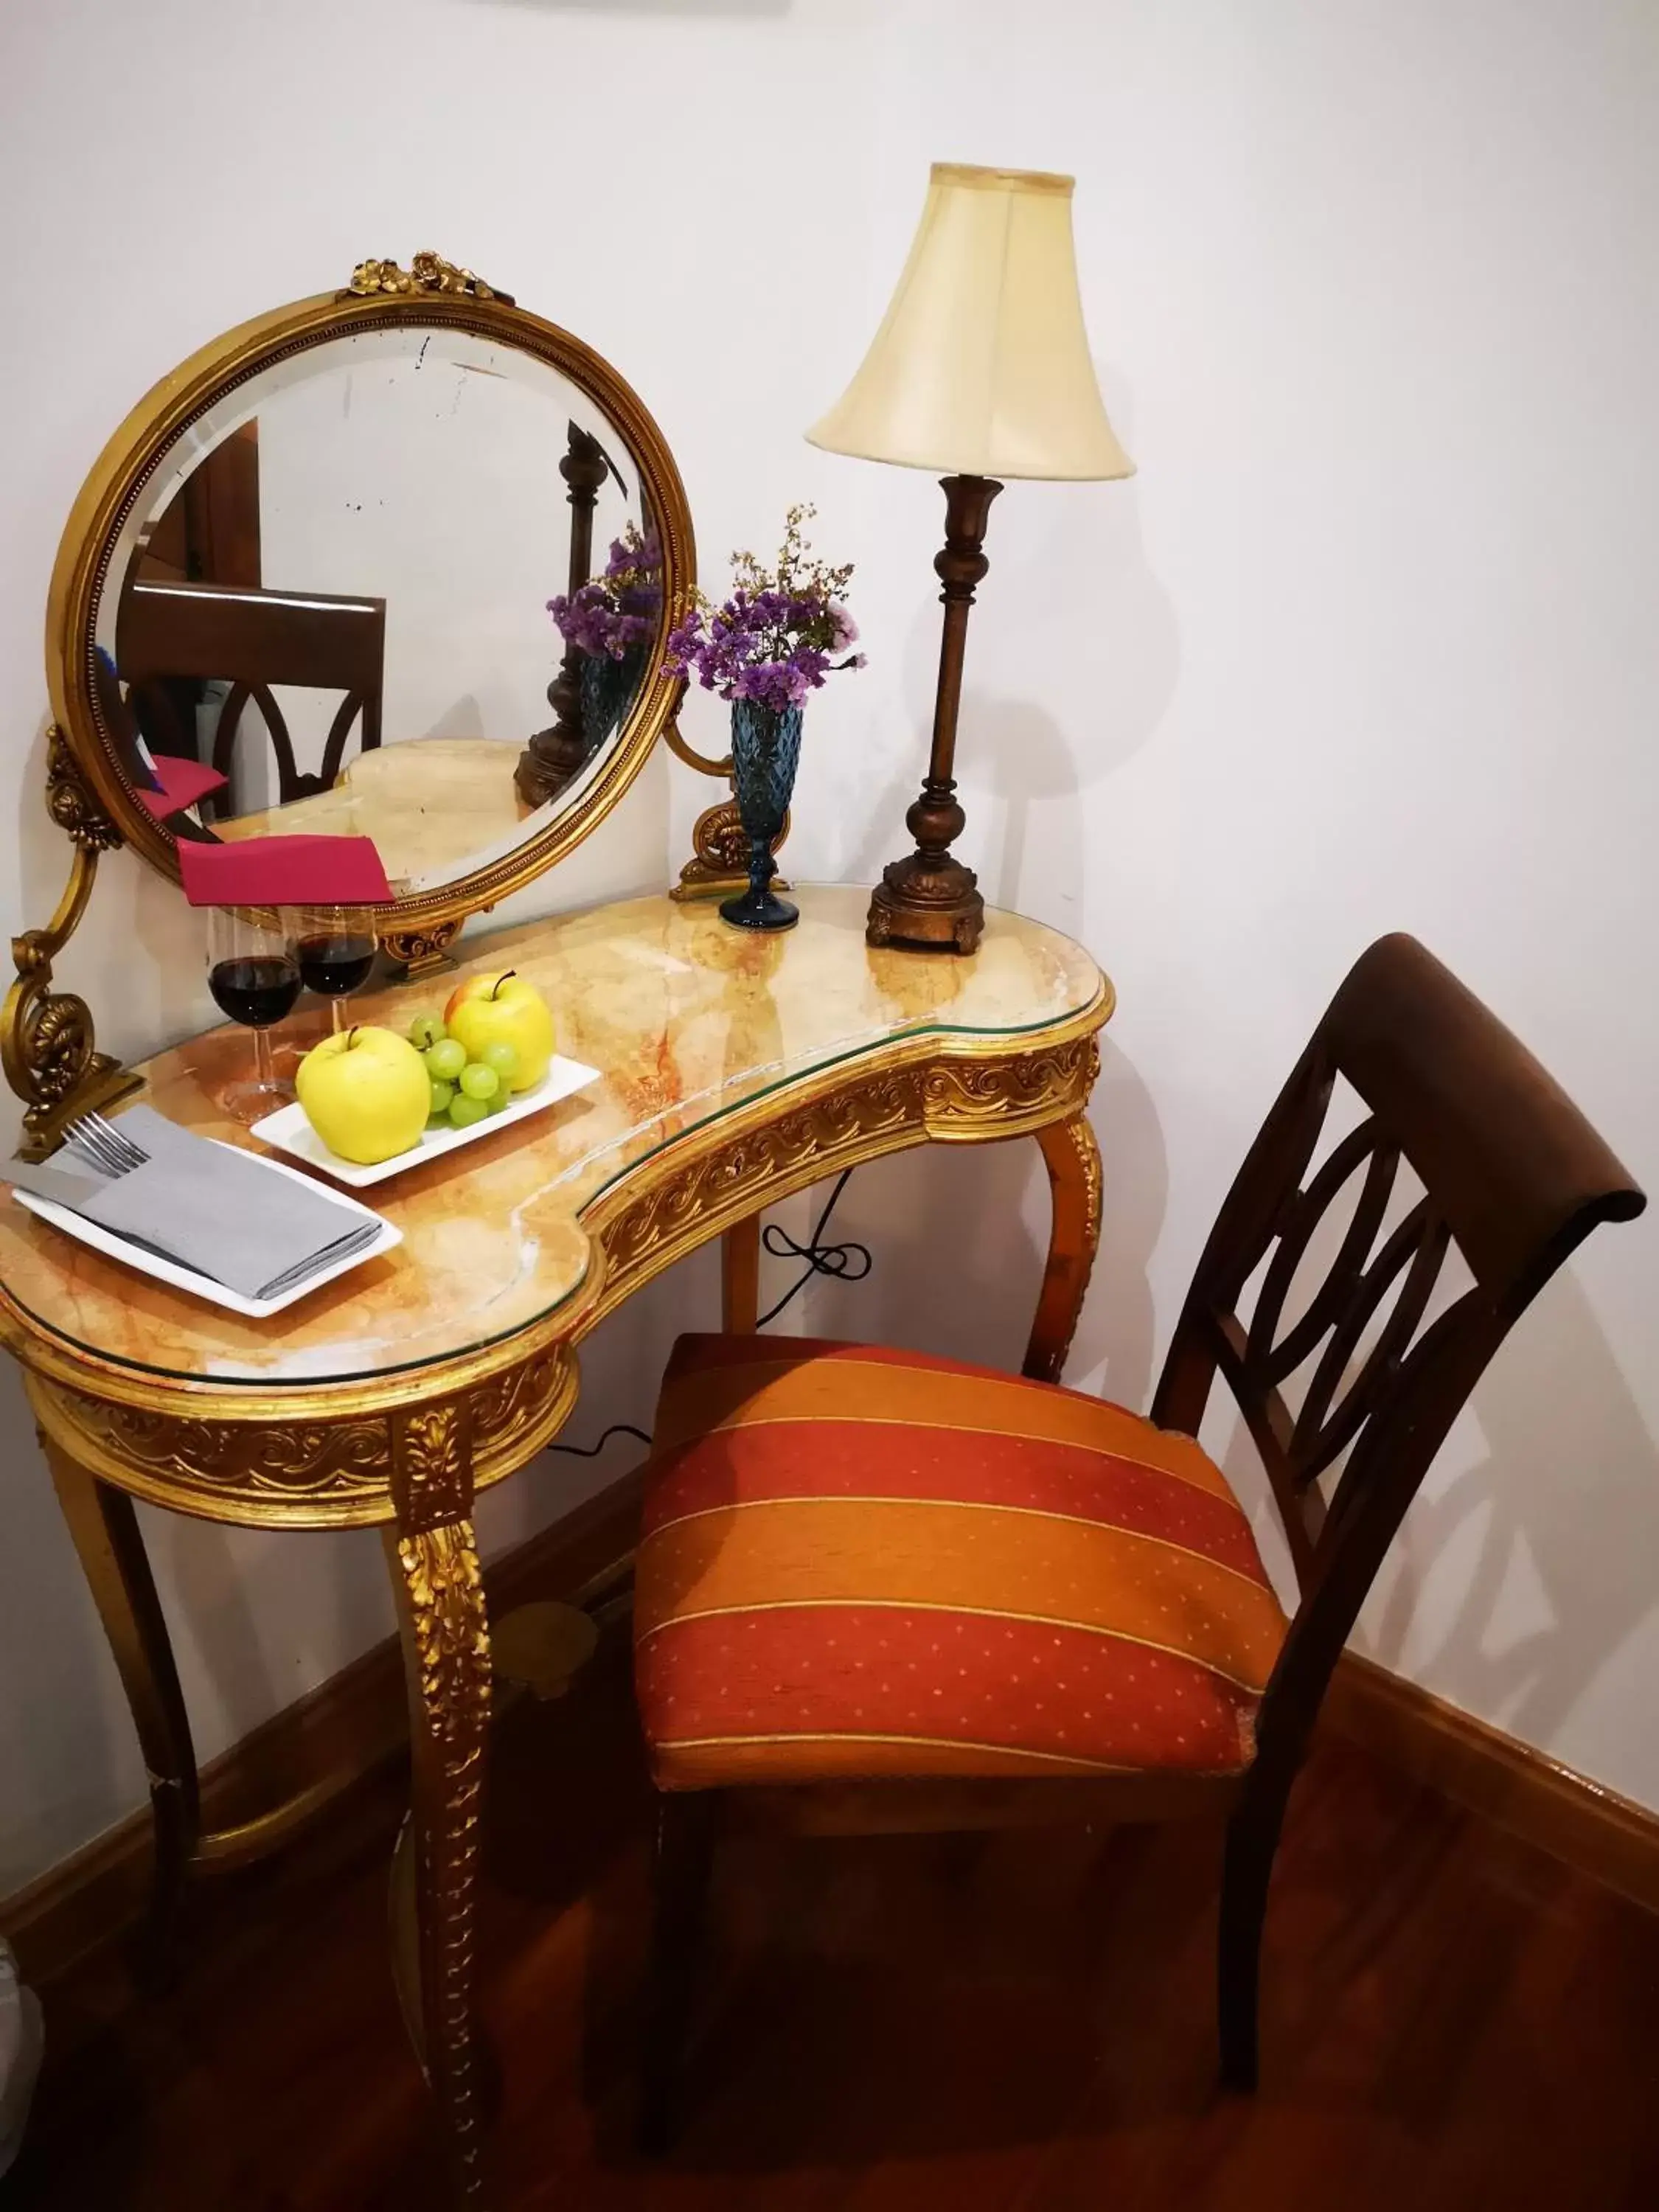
[808,161,1133,953]
[808,163,1133,483]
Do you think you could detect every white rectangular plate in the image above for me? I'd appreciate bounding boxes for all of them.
[12,1147,401,1318]
[248,1053,602,1188]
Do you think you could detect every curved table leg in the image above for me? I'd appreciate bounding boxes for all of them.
[722,1214,761,1333]
[40,1427,201,1958]
[385,1400,493,2208]
[1022,1112,1104,1384]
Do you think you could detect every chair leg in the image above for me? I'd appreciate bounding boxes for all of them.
[639,1790,717,2157]
[1217,1773,1293,2093]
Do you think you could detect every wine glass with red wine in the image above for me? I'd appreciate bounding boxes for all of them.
[205,907,302,1121]
[294,905,378,1033]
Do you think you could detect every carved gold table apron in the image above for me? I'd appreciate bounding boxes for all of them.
[0,886,1112,2203]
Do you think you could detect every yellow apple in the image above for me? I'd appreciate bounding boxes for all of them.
[443,969,554,1093]
[296,1025,431,1164]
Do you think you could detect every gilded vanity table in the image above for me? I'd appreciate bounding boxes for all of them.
[0,257,1113,2205]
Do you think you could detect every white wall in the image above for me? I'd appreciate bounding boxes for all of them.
[250,331,644,827]
[2,0,1656,1894]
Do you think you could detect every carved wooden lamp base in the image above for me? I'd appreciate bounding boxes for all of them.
[514,720,587,811]
[865,473,1001,958]
[515,423,612,813]
[866,849,984,955]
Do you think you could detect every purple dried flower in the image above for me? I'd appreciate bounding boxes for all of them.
[605,526,662,582]
[550,522,664,659]
[659,504,864,709]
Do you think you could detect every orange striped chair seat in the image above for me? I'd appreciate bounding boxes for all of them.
[635,1336,1289,1791]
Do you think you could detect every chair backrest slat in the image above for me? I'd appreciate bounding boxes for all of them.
[1287,1197,1450,1483]
[1151,932,1644,1778]
[115,580,386,817]
[1248,1122,1397,1385]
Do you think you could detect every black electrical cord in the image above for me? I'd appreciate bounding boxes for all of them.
[546,1177,872,1450]
[547,1422,653,1458]
[757,1168,872,1328]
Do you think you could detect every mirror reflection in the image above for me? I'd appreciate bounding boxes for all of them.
[94,324,662,895]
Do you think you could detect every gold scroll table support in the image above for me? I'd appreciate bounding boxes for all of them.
[1,888,1111,2206]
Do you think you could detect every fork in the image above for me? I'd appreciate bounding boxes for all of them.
[62,1111,147,1178]
[61,1108,380,1298]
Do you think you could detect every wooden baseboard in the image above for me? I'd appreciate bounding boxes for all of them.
[4,1473,643,1990]
[1324,1651,1659,1916]
[12,1525,1655,1989]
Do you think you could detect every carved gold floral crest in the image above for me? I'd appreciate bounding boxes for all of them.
[346,251,507,303]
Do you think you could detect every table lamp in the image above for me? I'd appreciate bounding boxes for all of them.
[808,161,1134,953]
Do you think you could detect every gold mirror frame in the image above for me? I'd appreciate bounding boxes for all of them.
[7,254,695,1158]
[52,253,695,939]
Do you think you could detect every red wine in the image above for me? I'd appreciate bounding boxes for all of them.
[209,955,302,1029]
[296,933,377,999]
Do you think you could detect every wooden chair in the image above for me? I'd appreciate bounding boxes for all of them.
[114,579,385,820]
[631,933,1644,2146]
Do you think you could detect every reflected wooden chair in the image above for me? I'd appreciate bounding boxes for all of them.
[89,645,217,845]
[115,579,385,819]
[631,933,1644,2146]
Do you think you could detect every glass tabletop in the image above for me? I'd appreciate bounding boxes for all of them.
[0,887,1109,1391]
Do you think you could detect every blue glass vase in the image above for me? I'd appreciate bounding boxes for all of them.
[720,696,802,931]
[578,641,647,762]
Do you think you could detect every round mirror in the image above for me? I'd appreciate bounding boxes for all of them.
[47,257,693,949]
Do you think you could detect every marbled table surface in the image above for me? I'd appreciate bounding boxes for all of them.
[0,888,1107,1389]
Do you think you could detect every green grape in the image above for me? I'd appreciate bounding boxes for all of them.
[484,1085,512,1114]
[458,1062,500,1102]
[425,1037,467,1082]
[479,1039,519,1082]
[408,1012,446,1050]
[428,1077,455,1116]
[448,1093,489,1130]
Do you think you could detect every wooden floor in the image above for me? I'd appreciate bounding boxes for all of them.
[13,1650,1659,2211]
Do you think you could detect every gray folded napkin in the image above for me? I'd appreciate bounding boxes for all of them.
[12,1107,381,1301]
